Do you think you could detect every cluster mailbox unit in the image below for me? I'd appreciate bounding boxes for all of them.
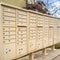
[0,3,60,60]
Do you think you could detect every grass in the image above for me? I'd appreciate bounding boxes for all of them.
[55,43,60,49]
[0,0,26,7]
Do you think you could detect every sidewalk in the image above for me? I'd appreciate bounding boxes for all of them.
[35,49,60,60]
[17,49,60,60]
[52,55,60,60]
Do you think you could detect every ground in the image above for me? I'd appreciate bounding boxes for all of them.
[17,49,60,60]
[52,55,60,60]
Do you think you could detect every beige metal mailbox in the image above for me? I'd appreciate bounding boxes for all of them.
[0,3,60,60]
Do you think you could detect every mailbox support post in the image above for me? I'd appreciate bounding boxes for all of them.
[29,53,35,60]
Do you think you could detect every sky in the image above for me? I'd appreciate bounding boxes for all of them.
[50,0,60,17]
[39,0,60,18]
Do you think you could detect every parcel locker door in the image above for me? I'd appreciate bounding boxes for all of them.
[16,27,27,57]
[28,40,36,53]
[43,27,49,48]
[49,27,54,46]
[28,27,36,52]
[36,27,43,50]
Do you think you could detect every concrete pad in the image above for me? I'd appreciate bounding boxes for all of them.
[35,49,60,60]
[17,49,60,60]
